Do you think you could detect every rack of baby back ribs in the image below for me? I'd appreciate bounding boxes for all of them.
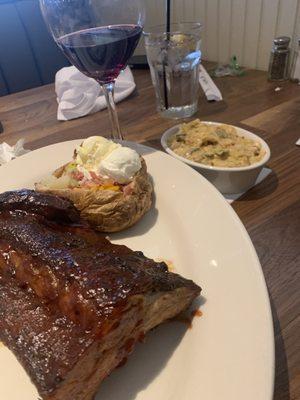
[0,190,200,400]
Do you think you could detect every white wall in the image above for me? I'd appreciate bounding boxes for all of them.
[139,0,300,71]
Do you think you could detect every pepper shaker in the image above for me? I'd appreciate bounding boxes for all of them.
[268,36,291,81]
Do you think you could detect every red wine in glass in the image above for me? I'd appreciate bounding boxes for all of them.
[57,24,142,84]
[39,0,145,140]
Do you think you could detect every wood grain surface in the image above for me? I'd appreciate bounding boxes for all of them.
[0,68,299,400]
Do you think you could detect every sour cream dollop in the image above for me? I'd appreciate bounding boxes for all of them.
[76,136,120,170]
[98,147,141,184]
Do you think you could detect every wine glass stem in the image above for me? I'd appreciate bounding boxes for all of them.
[102,82,124,141]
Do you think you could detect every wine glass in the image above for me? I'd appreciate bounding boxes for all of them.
[39,0,145,140]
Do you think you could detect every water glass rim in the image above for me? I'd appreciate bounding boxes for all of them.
[143,22,202,37]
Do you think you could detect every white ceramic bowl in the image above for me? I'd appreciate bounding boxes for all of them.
[161,122,271,194]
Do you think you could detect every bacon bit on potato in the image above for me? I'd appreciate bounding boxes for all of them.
[123,183,134,196]
[90,171,101,181]
[72,171,84,181]
[88,171,103,185]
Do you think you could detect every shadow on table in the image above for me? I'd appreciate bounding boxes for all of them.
[237,169,279,202]
[198,99,228,117]
[140,138,163,151]
[270,296,290,400]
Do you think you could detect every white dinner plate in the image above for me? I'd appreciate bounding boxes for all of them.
[0,140,274,400]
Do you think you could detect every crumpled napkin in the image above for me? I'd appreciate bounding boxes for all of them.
[55,66,136,121]
[0,139,30,165]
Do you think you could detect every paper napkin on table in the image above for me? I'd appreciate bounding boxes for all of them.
[0,139,30,165]
[55,66,136,121]
[199,64,223,102]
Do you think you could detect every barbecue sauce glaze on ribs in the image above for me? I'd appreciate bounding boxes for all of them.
[0,190,201,400]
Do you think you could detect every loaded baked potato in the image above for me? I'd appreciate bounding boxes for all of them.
[35,137,153,232]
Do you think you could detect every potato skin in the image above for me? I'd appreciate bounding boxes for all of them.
[35,158,153,232]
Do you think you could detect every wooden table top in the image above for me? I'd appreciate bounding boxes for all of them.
[0,68,299,400]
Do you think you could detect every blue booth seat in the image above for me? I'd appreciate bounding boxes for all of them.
[0,0,70,95]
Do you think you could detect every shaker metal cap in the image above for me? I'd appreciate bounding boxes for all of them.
[274,36,291,47]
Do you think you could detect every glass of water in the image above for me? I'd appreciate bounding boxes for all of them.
[144,22,202,119]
